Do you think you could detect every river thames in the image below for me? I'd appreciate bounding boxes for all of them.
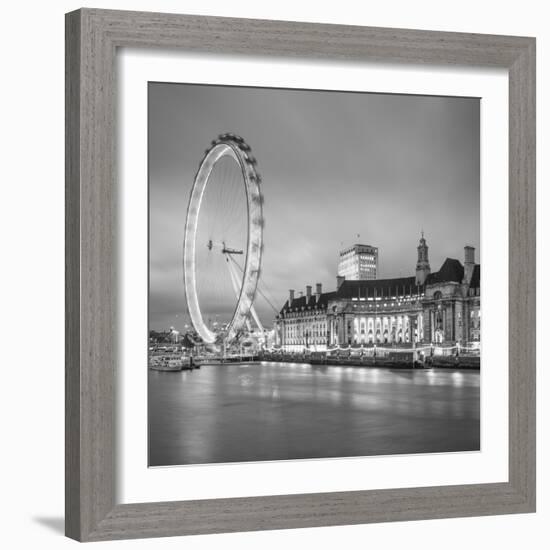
[148,362,480,466]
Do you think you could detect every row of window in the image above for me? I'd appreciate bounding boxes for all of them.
[285,325,327,338]
[285,315,326,324]
[285,338,327,345]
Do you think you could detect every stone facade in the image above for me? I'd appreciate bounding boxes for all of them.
[276,284,334,351]
[276,236,480,352]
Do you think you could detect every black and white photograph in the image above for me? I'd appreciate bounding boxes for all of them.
[148,82,481,467]
[2,0,543,546]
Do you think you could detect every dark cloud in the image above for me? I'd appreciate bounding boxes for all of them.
[149,83,479,331]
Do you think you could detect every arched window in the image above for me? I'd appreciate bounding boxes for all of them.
[433,291,442,300]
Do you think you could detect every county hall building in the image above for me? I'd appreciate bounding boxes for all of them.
[275,235,480,352]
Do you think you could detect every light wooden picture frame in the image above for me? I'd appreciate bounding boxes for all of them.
[65,8,536,542]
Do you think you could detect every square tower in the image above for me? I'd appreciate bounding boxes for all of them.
[337,244,378,280]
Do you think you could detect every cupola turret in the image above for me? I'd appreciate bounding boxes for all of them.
[415,230,431,285]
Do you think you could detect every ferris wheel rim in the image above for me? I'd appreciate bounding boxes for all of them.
[183,135,263,344]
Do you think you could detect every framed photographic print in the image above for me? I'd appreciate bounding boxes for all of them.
[65,8,536,542]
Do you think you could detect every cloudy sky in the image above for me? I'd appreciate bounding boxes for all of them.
[149,82,479,331]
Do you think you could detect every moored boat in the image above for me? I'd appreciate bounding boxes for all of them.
[149,354,197,372]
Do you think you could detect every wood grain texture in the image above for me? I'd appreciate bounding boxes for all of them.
[65,10,81,541]
[65,8,536,542]
[507,41,536,509]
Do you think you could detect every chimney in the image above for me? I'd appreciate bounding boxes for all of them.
[315,283,322,302]
[298,291,304,298]
[464,245,475,264]
[463,246,475,285]
[336,275,345,289]
[306,285,312,303]
[288,289,294,306]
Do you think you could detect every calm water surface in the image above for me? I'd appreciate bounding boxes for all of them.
[148,362,480,466]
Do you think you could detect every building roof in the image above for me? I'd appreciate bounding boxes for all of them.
[279,291,337,314]
[470,264,481,289]
[336,276,418,300]
[425,257,480,288]
[425,258,464,285]
[279,257,480,315]
[339,243,378,256]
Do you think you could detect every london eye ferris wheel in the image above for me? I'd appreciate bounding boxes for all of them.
[183,134,264,344]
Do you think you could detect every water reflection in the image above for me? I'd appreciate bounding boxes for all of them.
[148,362,480,466]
